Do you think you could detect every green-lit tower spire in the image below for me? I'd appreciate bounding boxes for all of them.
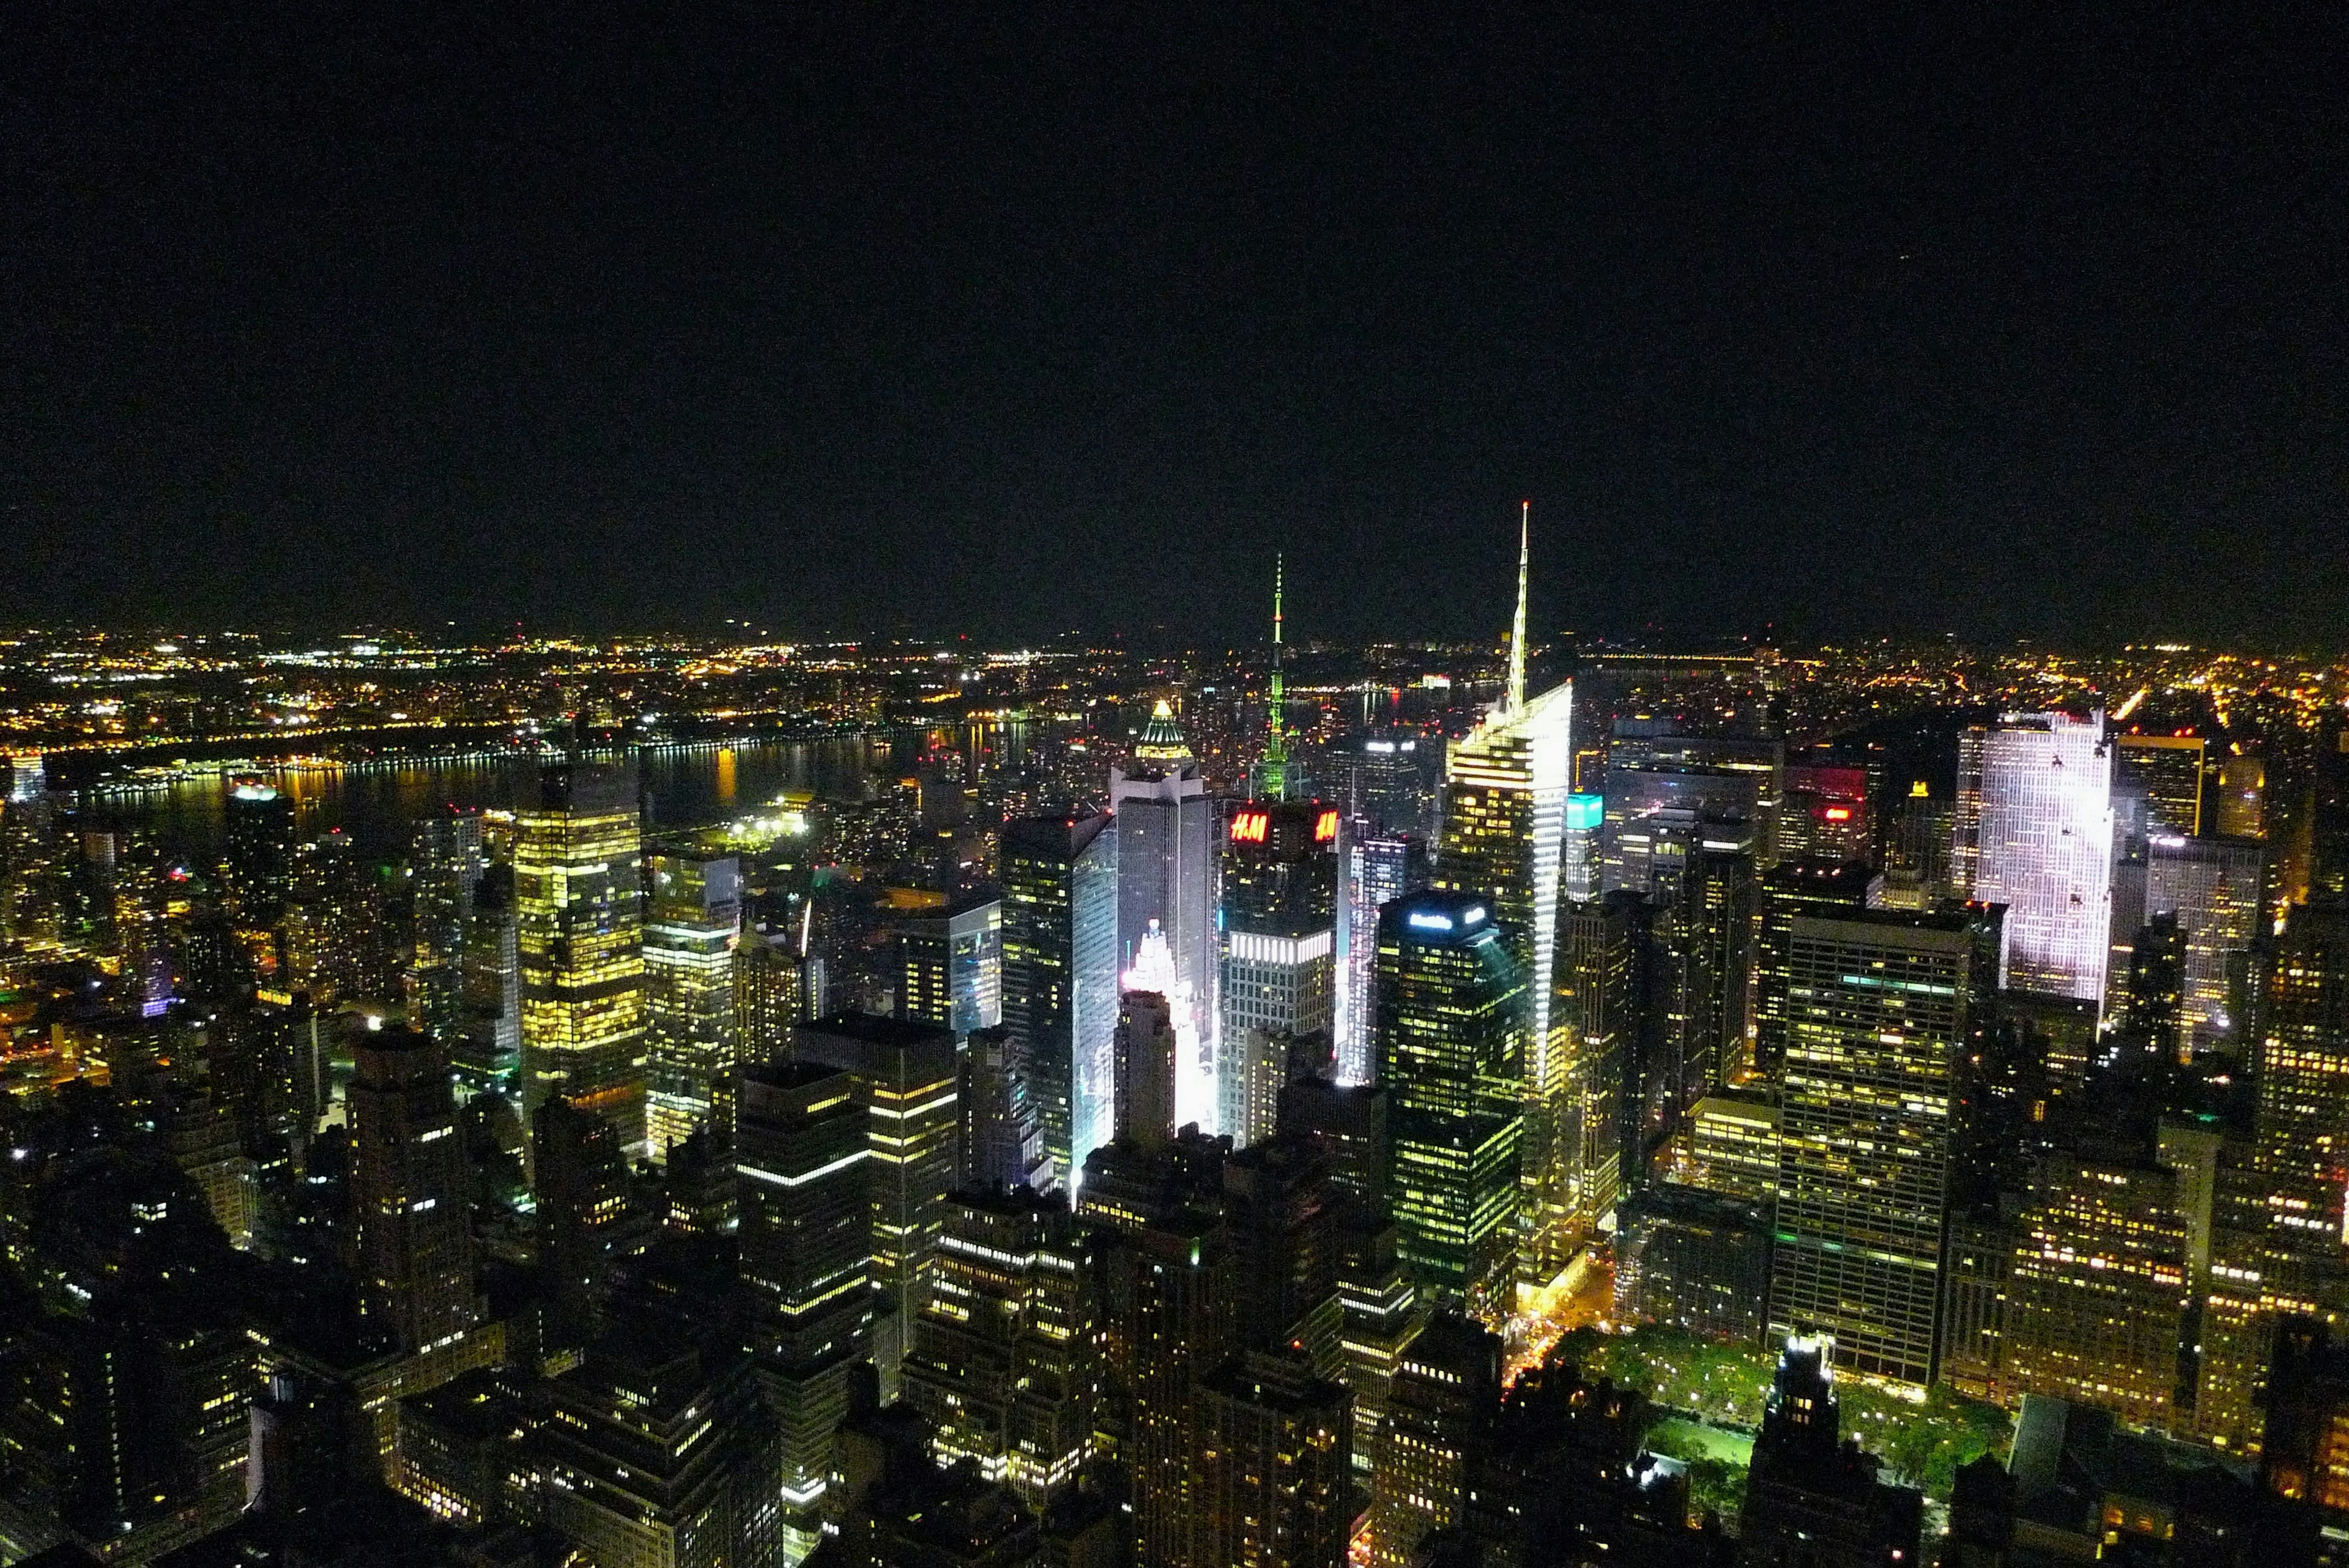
[1261,553,1290,800]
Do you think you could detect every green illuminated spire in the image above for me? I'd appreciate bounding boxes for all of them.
[1263,554,1290,800]
[1507,500,1530,713]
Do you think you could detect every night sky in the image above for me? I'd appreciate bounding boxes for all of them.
[7,7,2347,646]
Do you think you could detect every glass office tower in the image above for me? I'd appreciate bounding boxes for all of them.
[1000,812,1119,1189]
[642,848,741,1156]
[517,762,648,1154]
[1375,888,1526,1317]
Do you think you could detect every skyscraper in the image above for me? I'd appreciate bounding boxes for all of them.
[517,762,648,1151]
[1192,1351,1354,1568]
[1115,988,1179,1149]
[1549,892,1636,1240]
[735,1060,873,1542]
[736,923,823,1072]
[1952,710,2115,1004]
[1336,825,1425,1085]
[1110,702,1215,1110]
[349,1027,480,1353]
[1431,507,1571,1295]
[1752,858,1872,1079]
[2146,830,2266,1054]
[407,807,485,1047]
[899,1187,1101,1511]
[999,811,1119,1188]
[1217,798,1340,1143]
[1375,889,1526,1316]
[2115,731,2210,836]
[223,778,297,926]
[1737,1336,1924,1566]
[642,848,740,1156]
[1369,1312,1501,1568]
[890,892,1003,1038]
[795,1013,960,1398]
[1768,908,1995,1388]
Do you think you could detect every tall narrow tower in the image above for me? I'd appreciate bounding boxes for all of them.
[1507,499,1530,714]
[1260,554,1291,802]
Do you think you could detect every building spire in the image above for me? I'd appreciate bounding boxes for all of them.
[1507,500,1531,713]
[1263,553,1290,800]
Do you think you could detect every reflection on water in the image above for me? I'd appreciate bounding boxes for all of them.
[86,735,931,861]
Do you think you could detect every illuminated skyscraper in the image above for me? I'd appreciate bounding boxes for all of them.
[1000,812,1119,1187]
[1336,825,1425,1085]
[1560,790,1603,901]
[2115,732,2210,836]
[407,807,485,1047]
[223,778,297,925]
[899,1187,1100,1511]
[1115,988,1179,1148]
[1375,888,1526,1315]
[2146,831,2266,1054]
[1752,858,1872,1079]
[1548,893,1636,1246]
[2217,749,2268,841]
[1217,799,1340,1143]
[517,762,648,1152]
[642,849,740,1156]
[1369,1311,1501,1568]
[795,1014,960,1399]
[891,893,1002,1038]
[1952,710,2115,1004]
[736,923,823,1073]
[349,1027,480,1353]
[1768,908,1995,1388]
[2002,1153,2193,1427]
[735,1060,872,1542]
[1431,507,1571,1290]
[1192,1351,1354,1568]
[1110,702,1215,1107]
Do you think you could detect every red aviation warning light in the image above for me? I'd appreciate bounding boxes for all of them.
[1314,809,1340,843]
[1230,811,1270,844]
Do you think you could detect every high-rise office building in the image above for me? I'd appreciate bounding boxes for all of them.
[795,1014,960,1398]
[2002,1153,2193,1427]
[2147,831,2266,1054]
[1369,1312,1501,1568]
[1548,893,1636,1245]
[2115,732,2211,837]
[223,778,297,925]
[1778,761,1871,864]
[891,892,1003,1038]
[1431,510,1571,1298]
[535,1092,632,1360]
[1952,710,2114,1004]
[407,807,484,1047]
[1110,702,1215,1110]
[1114,988,1179,1149]
[455,861,521,1093]
[957,1025,1045,1191]
[1335,825,1425,1085]
[349,1027,480,1354]
[999,812,1119,1188]
[517,762,648,1151]
[1217,798,1339,1143]
[1193,1351,1354,1568]
[735,1061,873,1538]
[1560,790,1603,901]
[2217,749,2267,841]
[1323,730,1438,840]
[900,1187,1100,1512]
[643,849,740,1156]
[1768,908,1994,1388]
[1752,858,1873,1078]
[533,1318,780,1568]
[736,923,823,1072]
[1375,889,1526,1316]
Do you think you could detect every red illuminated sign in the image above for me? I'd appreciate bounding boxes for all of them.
[1230,811,1269,844]
[1822,806,1853,822]
[1314,809,1340,843]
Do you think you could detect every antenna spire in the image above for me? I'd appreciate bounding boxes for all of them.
[1263,553,1290,800]
[1507,500,1531,713]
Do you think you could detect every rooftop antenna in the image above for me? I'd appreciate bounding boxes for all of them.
[1507,500,1531,713]
[1263,553,1290,800]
